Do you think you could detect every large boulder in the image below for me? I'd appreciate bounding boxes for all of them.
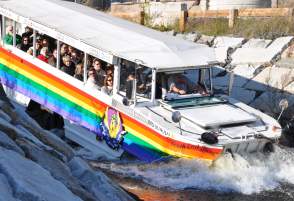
[17,138,96,201]
[0,131,24,156]
[0,148,82,201]
[0,174,16,201]
[69,157,135,201]
[0,117,45,147]
[0,102,74,160]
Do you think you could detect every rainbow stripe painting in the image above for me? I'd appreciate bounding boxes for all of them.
[0,47,223,162]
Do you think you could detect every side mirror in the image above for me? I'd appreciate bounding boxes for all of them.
[172,111,181,123]
[277,99,288,121]
[279,99,288,110]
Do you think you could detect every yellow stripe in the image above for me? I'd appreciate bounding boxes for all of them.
[0,58,104,117]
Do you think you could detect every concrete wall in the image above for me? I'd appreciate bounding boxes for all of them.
[145,2,188,26]
[201,0,271,10]
[111,2,194,26]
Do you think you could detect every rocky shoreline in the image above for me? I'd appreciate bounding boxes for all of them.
[0,99,135,201]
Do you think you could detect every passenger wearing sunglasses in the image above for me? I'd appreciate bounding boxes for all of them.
[101,74,113,95]
[17,36,31,52]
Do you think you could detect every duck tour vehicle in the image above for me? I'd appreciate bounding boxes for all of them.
[0,0,282,163]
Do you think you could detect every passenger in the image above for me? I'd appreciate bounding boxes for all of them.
[61,55,75,76]
[21,26,33,42]
[42,38,50,52]
[35,39,42,56]
[85,67,100,90]
[60,43,68,58]
[4,25,21,45]
[27,47,33,56]
[167,73,207,95]
[37,47,49,63]
[18,36,31,52]
[92,59,106,87]
[48,49,57,67]
[105,64,114,76]
[74,63,84,81]
[70,50,81,65]
[68,45,75,56]
[101,74,113,95]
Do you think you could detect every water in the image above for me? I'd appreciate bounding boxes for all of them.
[91,145,294,200]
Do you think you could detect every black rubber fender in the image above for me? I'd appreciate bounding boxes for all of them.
[201,132,218,144]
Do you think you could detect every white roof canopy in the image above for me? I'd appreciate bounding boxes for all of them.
[0,0,217,69]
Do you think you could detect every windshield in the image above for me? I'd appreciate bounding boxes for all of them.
[163,96,227,109]
[160,68,212,100]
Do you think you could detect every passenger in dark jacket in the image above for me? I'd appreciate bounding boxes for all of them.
[61,55,75,76]
[18,36,31,52]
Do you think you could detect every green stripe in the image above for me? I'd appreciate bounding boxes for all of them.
[125,132,162,153]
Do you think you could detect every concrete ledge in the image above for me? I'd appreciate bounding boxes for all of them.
[188,8,293,18]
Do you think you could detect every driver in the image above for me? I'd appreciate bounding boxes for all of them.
[167,74,207,95]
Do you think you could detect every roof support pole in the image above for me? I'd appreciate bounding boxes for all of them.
[56,40,60,69]
[83,52,88,84]
[12,21,16,47]
[33,29,36,58]
[151,68,156,103]
[113,58,120,95]
[1,16,5,43]
[12,20,17,47]
[209,67,213,94]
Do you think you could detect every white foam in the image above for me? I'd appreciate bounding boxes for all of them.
[96,146,294,195]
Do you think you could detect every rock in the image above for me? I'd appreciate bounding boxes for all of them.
[214,47,230,64]
[196,35,215,46]
[267,36,294,52]
[232,37,294,65]
[0,110,11,122]
[275,58,294,69]
[175,32,200,42]
[0,117,45,147]
[3,103,75,160]
[242,38,272,48]
[0,148,82,201]
[164,30,176,36]
[17,139,96,201]
[0,131,25,156]
[245,67,294,92]
[0,174,16,201]
[231,48,277,65]
[212,36,245,48]
[69,157,135,201]
[232,64,264,87]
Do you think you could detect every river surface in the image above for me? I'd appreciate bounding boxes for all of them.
[91,145,294,201]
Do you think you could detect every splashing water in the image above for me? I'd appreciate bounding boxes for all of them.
[95,146,294,195]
